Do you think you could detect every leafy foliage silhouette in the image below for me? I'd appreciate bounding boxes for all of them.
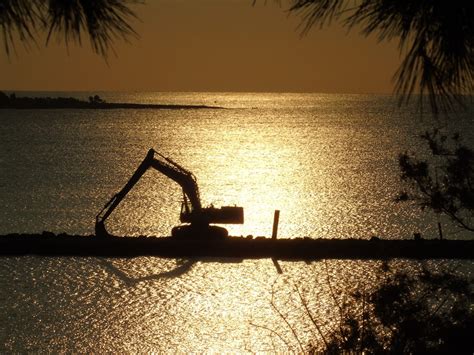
[320,265,474,354]
[399,130,474,233]
[261,263,473,353]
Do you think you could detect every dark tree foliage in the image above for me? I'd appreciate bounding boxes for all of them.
[266,264,473,353]
[89,94,105,104]
[286,0,473,114]
[0,90,8,104]
[0,0,140,57]
[399,130,474,233]
[316,265,474,354]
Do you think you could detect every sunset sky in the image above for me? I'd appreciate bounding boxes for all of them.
[0,0,401,93]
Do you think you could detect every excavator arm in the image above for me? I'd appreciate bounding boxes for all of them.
[95,148,243,238]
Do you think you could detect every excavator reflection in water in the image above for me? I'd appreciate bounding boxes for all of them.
[95,149,244,239]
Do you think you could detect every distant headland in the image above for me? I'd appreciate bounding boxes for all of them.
[0,92,223,110]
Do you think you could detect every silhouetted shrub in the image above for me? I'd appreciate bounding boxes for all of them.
[399,129,474,234]
[320,265,474,353]
[89,94,106,104]
[263,263,473,353]
[0,91,9,106]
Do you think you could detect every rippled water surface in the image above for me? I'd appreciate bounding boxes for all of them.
[1,92,473,352]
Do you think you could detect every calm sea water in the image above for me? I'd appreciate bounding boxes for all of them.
[0,92,473,352]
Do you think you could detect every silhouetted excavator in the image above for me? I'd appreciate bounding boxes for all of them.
[95,149,244,239]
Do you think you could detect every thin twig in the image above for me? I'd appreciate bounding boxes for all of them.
[360,290,366,352]
[324,260,347,340]
[270,281,305,352]
[295,285,329,349]
[249,322,291,349]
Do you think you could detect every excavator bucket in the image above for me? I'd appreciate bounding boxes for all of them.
[95,220,110,238]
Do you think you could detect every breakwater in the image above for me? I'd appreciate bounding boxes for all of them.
[1,233,472,260]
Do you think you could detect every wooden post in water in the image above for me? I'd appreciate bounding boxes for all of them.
[271,210,282,273]
[272,210,280,239]
[438,222,443,240]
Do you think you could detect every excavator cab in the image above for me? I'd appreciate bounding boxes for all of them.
[179,202,244,224]
[95,148,244,239]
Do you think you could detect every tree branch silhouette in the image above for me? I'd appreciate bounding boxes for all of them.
[0,0,141,57]
[287,0,473,115]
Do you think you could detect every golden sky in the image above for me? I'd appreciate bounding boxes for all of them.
[0,1,401,93]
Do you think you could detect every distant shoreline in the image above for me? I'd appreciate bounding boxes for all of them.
[0,92,223,110]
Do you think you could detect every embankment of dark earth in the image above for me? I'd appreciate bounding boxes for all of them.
[1,233,473,260]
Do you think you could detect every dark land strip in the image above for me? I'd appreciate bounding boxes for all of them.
[1,233,473,260]
[0,94,223,110]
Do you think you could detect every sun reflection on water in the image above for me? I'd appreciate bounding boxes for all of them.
[2,93,473,352]
[0,92,449,239]
[66,91,450,242]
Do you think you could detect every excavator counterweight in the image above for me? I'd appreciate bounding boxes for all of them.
[95,149,244,239]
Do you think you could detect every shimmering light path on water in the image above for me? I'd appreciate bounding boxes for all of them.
[0,93,473,352]
[3,92,472,238]
[2,256,470,352]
